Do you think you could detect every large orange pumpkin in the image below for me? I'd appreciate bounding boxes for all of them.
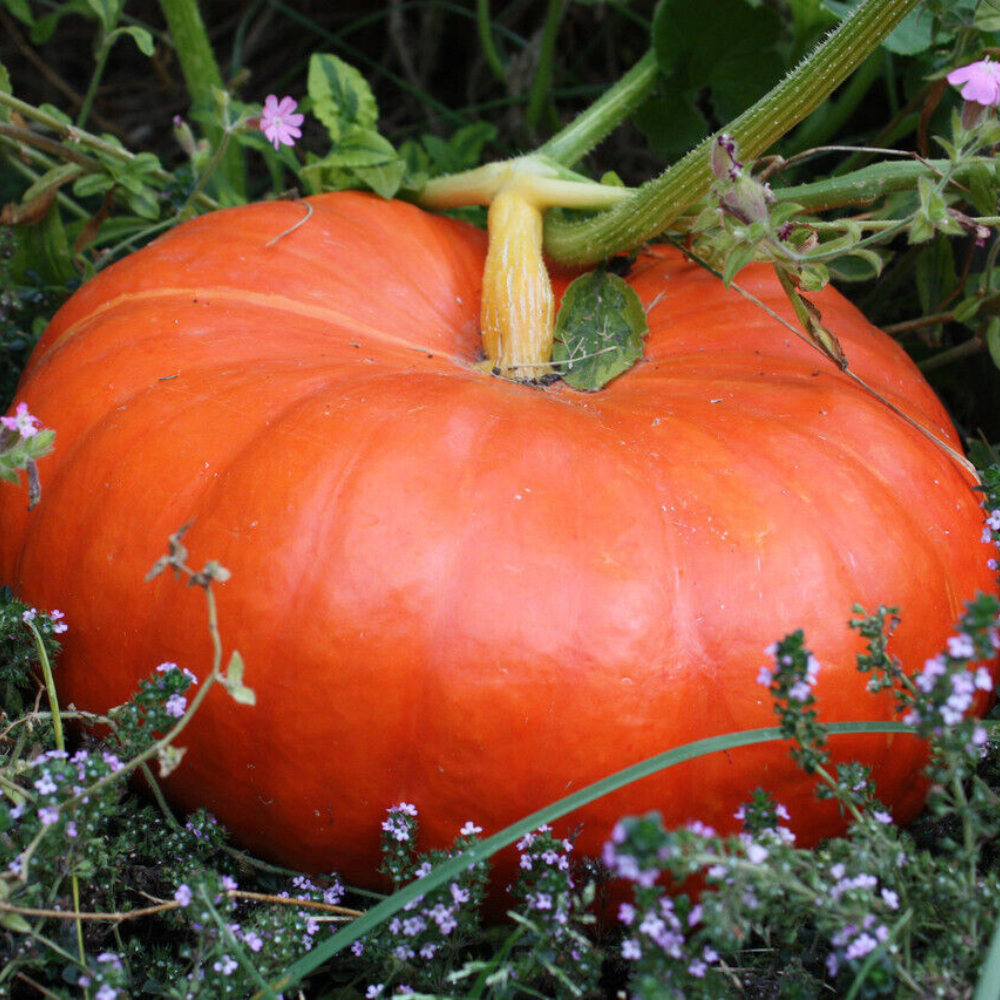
[1,191,996,886]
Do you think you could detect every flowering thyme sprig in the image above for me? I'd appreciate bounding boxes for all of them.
[757,630,828,774]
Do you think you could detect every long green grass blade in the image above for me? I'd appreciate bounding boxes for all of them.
[264,719,911,994]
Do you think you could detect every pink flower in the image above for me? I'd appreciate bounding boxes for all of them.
[1,402,41,439]
[947,58,1000,107]
[259,94,304,150]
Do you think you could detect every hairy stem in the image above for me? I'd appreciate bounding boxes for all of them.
[542,0,922,265]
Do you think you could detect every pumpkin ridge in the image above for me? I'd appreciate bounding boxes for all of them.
[40,286,471,369]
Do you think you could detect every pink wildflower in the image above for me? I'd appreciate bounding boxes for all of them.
[947,58,1000,107]
[259,95,304,150]
[1,402,41,439]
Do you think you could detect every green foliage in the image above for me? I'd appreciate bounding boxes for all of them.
[552,268,648,390]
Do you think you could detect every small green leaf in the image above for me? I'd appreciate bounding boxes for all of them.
[308,52,378,140]
[966,163,998,217]
[953,296,983,324]
[111,24,155,56]
[722,242,758,287]
[83,0,123,32]
[775,265,848,369]
[552,270,648,391]
[0,911,32,934]
[2,0,34,25]
[223,650,256,706]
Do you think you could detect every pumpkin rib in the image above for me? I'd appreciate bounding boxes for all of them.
[39,286,472,370]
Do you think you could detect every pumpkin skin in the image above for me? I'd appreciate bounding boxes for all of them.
[1,191,996,888]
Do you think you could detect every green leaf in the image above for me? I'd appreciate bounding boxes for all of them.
[351,159,406,200]
[552,269,648,391]
[0,911,32,934]
[952,296,983,324]
[83,0,122,32]
[966,163,997,217]
[329,125,397,168]
[111,24,155,56]
[655,0,782,101]
[2,0,33,24]
[632,86,708,162]
[308,52,378,141]
[722,242,758,287]
[775,265,848,368]
[914,238,956,317]
[223,650,256,706]
[22,163,85,202]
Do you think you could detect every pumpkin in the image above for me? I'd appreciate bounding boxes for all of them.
[1,191,995,887]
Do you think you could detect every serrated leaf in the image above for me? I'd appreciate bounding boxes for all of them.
[308,52,378,141]
[552,270,648,391]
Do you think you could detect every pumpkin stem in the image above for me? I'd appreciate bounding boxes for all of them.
[481,185,555,380]
[420,157,631,381]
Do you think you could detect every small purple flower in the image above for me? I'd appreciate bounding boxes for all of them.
[164,693,188,718]
[460,820,482,836]
[1,402,41,438]
[174,884,192,907]
[49,610,68,633]
[38,805,59,826]
[260,95,304,150]
[948,58,1000,107]
[621,938,642,960]
[95,987,118,1000]
[213,955,238,975]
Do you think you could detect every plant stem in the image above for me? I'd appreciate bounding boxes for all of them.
[475,0,506,83]
[542,0,922,265]
[525,0,563,134]
[156,0,245,198]
[538,50,659,168]
[76,34,112,130]
[0,92,219,211]
[772,158,994,213]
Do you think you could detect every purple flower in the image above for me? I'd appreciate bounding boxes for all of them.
[948,58,1000,107]
[459,820,482,836]
[1,402,41,438]
[621,938,642,960]
[213,955,237,975]
[38,805,59,826]
[164,693,187,718]
[174,884,192,907]
[260,95,304,150]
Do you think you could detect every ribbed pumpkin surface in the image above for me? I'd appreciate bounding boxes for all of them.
[1,191,995,884]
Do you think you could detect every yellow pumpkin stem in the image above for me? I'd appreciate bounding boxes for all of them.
[481,186,555,381]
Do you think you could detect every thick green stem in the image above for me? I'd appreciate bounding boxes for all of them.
[771,158,995,213]
[542,0,922,265]
[157,0,245,199]
[538,50,659,168]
